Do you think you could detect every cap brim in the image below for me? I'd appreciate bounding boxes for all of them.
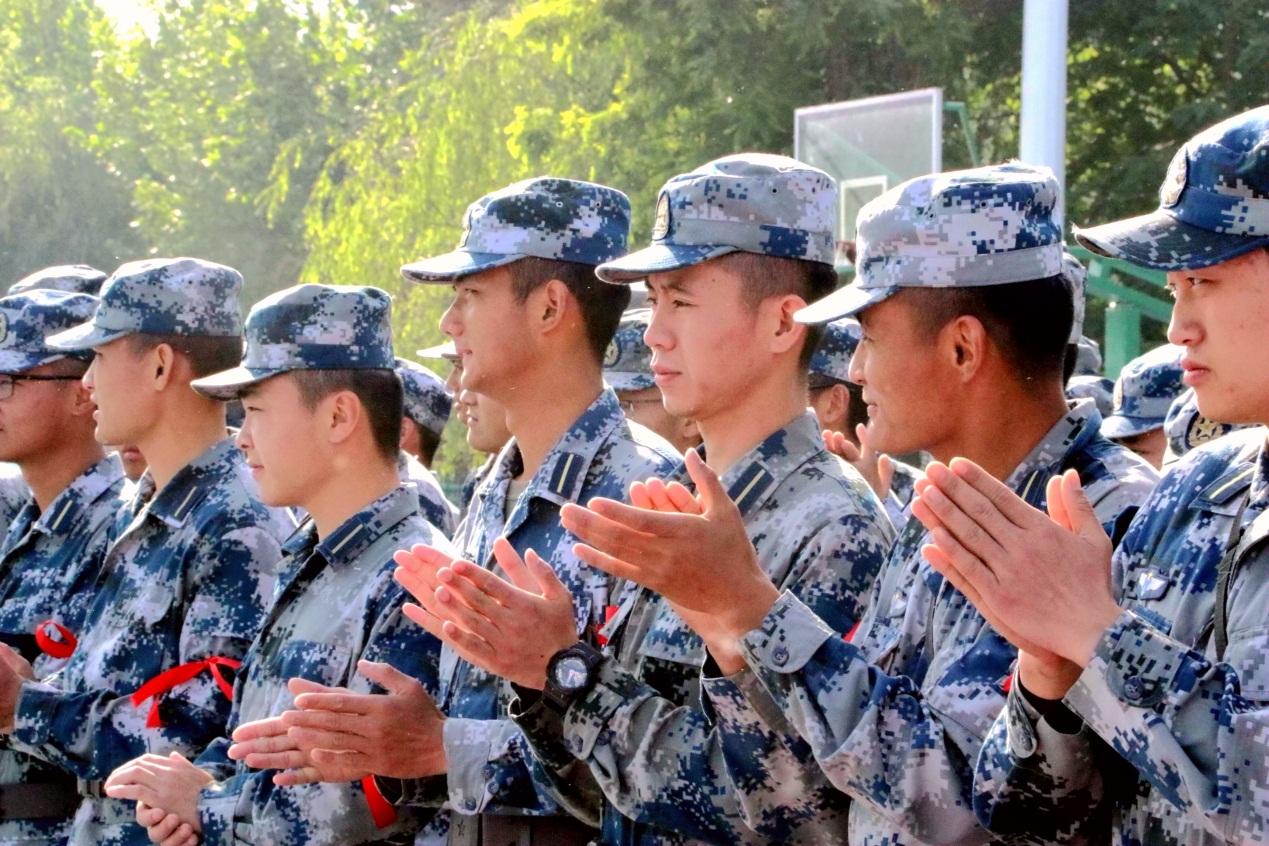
[596,243,735,283]
[190,366,283,401]
[1074,210,1269,272]
[606,372,656,392]
[795,283,899,325]
[0,351,65,374]
[416,343,458,362]
[400,251,525,283]
[45,322,131,352]
[1101,415,1162,440]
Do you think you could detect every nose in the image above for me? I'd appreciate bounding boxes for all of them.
[1164,274,1198,348]
[643,306,672,352]
[82,357,98,390]
[439,297,460,339]
[847,343,867,386]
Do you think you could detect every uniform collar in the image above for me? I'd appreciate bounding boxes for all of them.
[27,453,125,536]
[133,438,241,528]
[1002,398,1102,506]
[282,484,419,568]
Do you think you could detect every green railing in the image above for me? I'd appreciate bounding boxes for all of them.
[1069,245,1171,377]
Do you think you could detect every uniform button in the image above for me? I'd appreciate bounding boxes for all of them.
[1122,675,1145,702]
[482,764,496,780]
[463,798,478,812]
[771,646,790,667]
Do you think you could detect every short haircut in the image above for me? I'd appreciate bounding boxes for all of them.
[715,252,840,369]
[127,333,243,379]
[288,369,403,462]
[41,357,90,378]
[416,422,442,466]
[906,275,1073,393]
[508,257,630,364]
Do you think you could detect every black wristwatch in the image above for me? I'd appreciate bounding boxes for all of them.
[542,641,604,714]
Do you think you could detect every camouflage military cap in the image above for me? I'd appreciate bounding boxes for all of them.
[1073,335,1103,377]
[603,308,654,392]
[0,289,99,373]
[808,318,862,385]
[1164,386,1247,458]
[397,356,452,436]
[796,162,1063,323]
[1065,374,1115,419]
[1101,344,1185,439]
[596,153,837,283]
[1063,250,1089,345]
[46,257,243,351]
[8,264,107,296]
[191,283,395,400]
[1075,106,1269,270]
[416,340,459,364]
[401,177,631,282]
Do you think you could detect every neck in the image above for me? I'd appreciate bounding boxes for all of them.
[304,455,402,540]
[138,398,228,493]
[696,370,808,477]
[21,435,105,513]
[499,355,604,481]
[929,384,1071,481]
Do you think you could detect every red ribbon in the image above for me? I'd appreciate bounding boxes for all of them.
[131,657,241,728]
[843,620,862,643]
[362,776,398,828]
[34,620,77,660]
[594,604,620,647]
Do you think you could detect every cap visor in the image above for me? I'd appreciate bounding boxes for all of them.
[45,322,131,352]
[0,351,61,374]
[596,244,735,283]
[606,372,656,392]
[190,366,280,401]
[795,283,899,325]
[416,342,458,362]
[1100,415,1161,440]
[1074,210,1269,272]
[400,251,525,283]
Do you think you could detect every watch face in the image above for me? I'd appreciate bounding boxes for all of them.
[553,655,591,692]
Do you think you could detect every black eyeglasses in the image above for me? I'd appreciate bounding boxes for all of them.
[0,374,81,400]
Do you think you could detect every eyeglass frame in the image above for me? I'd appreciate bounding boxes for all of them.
[0,373,83,401]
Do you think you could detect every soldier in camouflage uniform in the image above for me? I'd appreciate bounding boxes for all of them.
[604,307,700,455]
[0,258,292,846]
[0,290,126,844]
[1100,344,1185,469]
[395,358,459,537]
[234,178,680,846]
[104,283,454,845]
[916,105,1269,846]
[540,163,1159,846]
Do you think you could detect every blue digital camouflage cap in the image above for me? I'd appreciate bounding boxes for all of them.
[1101,344,1186,439]
[603,308,654,392]
[8,265,107,296]
[0,290,99,373]
[1075,106,1269,270]
[47,257,243,351]
[1164,387,1248,459]
[796,162,1063,323]
[1073,335,1103,377]
[1066,374,1115,419]
[401,177,631,282]
[597,153,837,283]
[397,357,452,437]
[1063,250,1088,345]
[191,284,395,400]
[808,318,862,385]
[417,341,459,364]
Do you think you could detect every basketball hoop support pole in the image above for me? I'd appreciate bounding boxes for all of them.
[1020,0,1068,227]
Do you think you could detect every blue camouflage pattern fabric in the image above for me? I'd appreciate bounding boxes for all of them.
[0,462,28,541]
[1162,387,1250,465]
[597,153,837,282]
[398,451,459,539]
[0,455,125,845]
[603,309,654,392]
[973,427,1269,846]
[397,357,452,438]
[0,290,100,371]
[1067,375,1115,420]
[807,318,862,386]
[700,400,1158,846]
[9,265,107,297]
[380,389,679,825]
[401,178,631,282]
[1063,251,1089,345]
[193,485,453,845]
[1101,344,1185,440]
[191,284,396,400]
[1075,106,1269,271]
[46,258,243,351]
[510,411,893,845]
[1072,336,1104,378]
[9,438,291,845]
[796,163,1064,324]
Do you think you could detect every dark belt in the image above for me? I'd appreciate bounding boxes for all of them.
[0,781,81,821]
[449,813,597,846]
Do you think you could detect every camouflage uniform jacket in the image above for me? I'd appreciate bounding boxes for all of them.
[974,426,1269,846]
[10,438,290,846]
[701,400,1159,846]
[195,484,452,845]
[399,451,460,538]
[511,410,893,845]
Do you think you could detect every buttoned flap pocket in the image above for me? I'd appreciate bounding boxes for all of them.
[134,582,177,626]
[635,605,707,702]
[851,620,902,666]
[1222,625,1269,700]
[270,639,354,692]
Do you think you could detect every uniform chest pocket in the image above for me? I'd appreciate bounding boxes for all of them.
[269,639,354,691]
[133,583,177,627]
[635,613,706,703]
[1221,626,1269,700]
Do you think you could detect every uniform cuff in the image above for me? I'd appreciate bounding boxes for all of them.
[12,680,59,750]
[1067,609,1187,722]
[372,774,448,808]
[508,693,574,772]
[441,717,503,815]
[197,780,241,846]
[560,657,642,762]
[739,591,835,674]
